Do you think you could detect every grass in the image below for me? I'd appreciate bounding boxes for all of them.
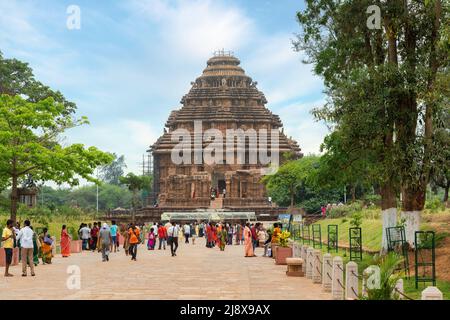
[0,211,99,241]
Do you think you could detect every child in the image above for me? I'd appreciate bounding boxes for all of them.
[147,228,156,250]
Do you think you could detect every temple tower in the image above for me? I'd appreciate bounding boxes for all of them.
[150,51,301,210]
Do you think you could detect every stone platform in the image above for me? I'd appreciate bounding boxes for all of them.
[0,238,331,300]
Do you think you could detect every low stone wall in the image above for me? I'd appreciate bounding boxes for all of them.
[290,241,443,300]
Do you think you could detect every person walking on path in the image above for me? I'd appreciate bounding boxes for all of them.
[168,223,180,257]
[60,225,71,258]
[147,228,156,250]
[244,222,255,257]
[158,223,167,250]
[190,223,197,245]
[122,224,130,255]
[128,224,140,261]
[219,225,227,251]
[99,223,112,262]
[90,222,99,252]
[183,223,190,244]
[2,219,15,277]
[251,223,259,255]
[109,220,118,253]
[235,224,242,245]
[39,228,53,264]
[30,226,40,266]
[16,220,36,277]
[79,224,90,251]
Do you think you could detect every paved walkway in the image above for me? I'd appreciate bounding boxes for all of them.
[0,238,331,300]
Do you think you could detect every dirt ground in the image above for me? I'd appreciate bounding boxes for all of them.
[419,213,450,282]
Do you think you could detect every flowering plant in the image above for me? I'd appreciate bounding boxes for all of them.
[278,231,291,247]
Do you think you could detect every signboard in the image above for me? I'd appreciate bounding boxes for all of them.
[277,214,291,225]
[292,214,303,223]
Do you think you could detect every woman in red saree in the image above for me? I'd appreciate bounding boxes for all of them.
[206,223,212,248]
[60,225,71,257]
[212,225,218,247]
[244,223,254,257]
[216,224,222,248]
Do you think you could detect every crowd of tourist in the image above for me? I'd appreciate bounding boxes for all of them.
[2,218,284,277]
[1,219,56,277]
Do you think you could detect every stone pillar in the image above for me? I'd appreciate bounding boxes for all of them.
[312,249,322,284]
[393,278,404,299]
[51,236,57,256]
[362,269,368,298]
[421,286,443,300]
[306,247,314,279]
[345,261,359,300]
[322,253,333,293]
[332,256,344,300]
[301,245,308,274]
[293,242,301,258]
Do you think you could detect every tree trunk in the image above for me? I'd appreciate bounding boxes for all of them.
[380,183,397,253]
[351,185,356,202]
[290,188,295,208]
[401,187,426,247]
[10,175,18,222]
[444,182,449,208]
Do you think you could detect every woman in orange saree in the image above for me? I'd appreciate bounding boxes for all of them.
[244,223,254,257]
[60,225,71,258]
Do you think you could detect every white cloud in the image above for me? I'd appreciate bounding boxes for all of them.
[278,99,329,155]
[64,119,160,175]
[244,33,323,106]
[128,0,255,60]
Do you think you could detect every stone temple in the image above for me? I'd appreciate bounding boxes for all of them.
[139,51,301,221]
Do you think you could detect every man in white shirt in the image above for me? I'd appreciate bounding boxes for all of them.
[16,220,35,277]
[168,223,180,257]
[183,223,191,244]
[80,224,91,250]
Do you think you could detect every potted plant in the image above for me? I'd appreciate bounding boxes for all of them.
[69,226,82,253]
[275,231,293,265]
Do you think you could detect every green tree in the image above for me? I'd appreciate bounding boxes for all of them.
[262,155,320,208]
[0,94,113,221]
[99,153,127,185]
[119,173,152,222]
[295,0,448,246]
[0,51,76,114]
[430,103,450,206]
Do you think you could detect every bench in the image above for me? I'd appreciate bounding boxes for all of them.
[286,257,304,277]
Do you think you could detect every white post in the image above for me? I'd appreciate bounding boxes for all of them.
[421,286,443,300]
[345,261,359,300]
[322,253,333,293]
[393,278,404,300]
[312,249,322,284]
[306,247,314,279]
[332,256,344,300]
[293,242,301,258]
[301,245,308,274]
[51,236,57,256]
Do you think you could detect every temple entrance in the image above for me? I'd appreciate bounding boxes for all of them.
[211,171,225,191]
[218,179,226,194]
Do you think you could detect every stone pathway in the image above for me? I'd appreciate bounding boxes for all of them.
[0,238,331,300]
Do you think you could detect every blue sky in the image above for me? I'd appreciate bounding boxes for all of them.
[0,0,328,177]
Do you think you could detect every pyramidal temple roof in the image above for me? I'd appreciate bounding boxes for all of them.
[151,52,302,157]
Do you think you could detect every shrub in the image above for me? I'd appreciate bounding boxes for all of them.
[425,196,445,213]
[329,201,364,218]
[350,212,363,228]
[363,194,381,206]
[363,253,404,300]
